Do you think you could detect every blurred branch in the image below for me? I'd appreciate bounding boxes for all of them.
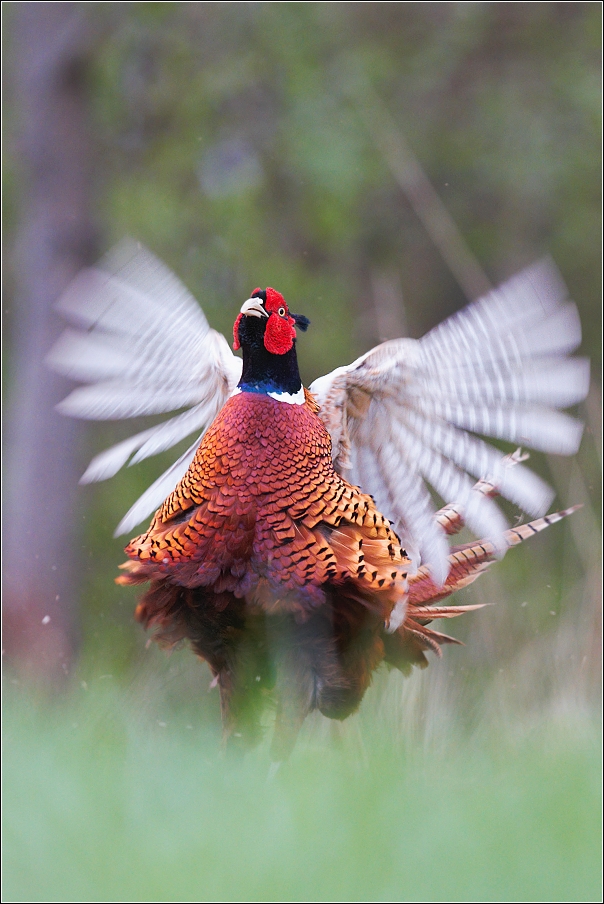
[547,453,601,578]
[370,268,407,342]
[344,77,492,302]
[584,380,602,468]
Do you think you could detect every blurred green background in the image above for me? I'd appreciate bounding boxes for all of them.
[3,3,601,901]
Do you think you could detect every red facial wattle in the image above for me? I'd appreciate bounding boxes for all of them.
[264,311,297,355]
[233,312,244,350]
[233,286,297,355]
[262,287,297,355]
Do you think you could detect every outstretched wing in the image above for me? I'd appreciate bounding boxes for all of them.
[46,240,242,536]
[310,259,589,583]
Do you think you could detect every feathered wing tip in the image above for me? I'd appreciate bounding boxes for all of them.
[113,435,203,537]
[78,399,220,485]
[415,257,588,461]
[56,239,209,328]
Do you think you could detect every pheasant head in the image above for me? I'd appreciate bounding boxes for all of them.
[233,288,310,399]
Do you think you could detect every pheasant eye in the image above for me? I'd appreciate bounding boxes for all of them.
[278,307,286,317]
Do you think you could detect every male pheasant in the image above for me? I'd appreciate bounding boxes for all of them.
[48,242,588,759]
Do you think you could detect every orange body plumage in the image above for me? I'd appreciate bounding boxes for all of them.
[118,390,417,755]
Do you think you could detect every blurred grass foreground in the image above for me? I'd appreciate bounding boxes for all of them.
[3,677,601,903]
[2,3,601,902]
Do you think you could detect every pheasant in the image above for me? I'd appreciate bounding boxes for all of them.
[48,242,588,759]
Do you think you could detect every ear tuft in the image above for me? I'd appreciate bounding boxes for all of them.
[292,313,310,332]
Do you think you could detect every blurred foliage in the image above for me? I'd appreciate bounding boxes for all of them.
[2,4,601,899]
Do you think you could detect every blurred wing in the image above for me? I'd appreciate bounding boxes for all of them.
[47,239,242,534]
[310,259,589,583]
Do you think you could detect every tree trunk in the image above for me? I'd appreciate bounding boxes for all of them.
[3,2,99,683]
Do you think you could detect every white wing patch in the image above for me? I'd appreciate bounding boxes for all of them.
[311,258,588,584]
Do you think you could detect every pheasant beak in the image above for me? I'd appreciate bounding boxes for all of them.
[240,298,268,319]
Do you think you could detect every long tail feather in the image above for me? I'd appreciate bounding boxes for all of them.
[408,505,581,606]
[385,505,581,672]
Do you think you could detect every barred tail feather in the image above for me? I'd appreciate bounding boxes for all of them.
[385,505,581,672]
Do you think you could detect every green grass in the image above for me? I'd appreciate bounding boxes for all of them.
[3,677,601,903]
